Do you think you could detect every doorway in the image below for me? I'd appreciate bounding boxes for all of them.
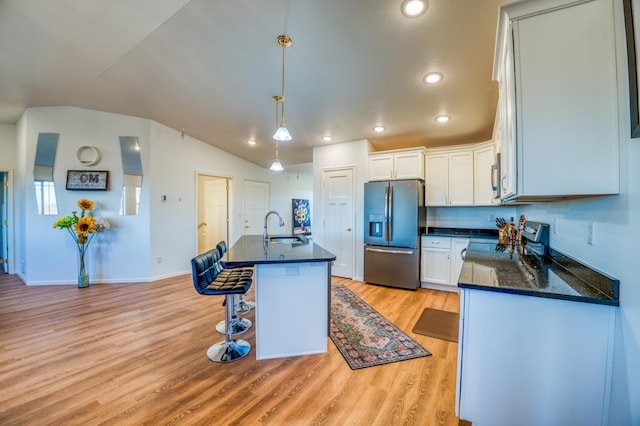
[322,167,355,278]
[243,180,270,235]
[197,174,229,255]
[0,170,12,274]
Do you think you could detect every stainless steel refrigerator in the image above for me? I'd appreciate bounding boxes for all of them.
[364,179,425,290]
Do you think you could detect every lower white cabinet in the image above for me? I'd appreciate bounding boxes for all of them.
[421,236,469,291]
[421,248,450,285]
[457,288,615,425]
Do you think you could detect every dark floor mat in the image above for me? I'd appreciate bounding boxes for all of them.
[412,308,459,342]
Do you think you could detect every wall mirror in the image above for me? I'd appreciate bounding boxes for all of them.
[119,136,143,215]
[33,132,59,215]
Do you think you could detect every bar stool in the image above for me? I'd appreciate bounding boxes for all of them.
[190,249,252,362]
[216,241,256,315]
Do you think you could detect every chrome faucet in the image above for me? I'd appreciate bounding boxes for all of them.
[263,210,285,240]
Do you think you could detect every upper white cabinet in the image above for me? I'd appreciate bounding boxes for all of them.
[368,148,425,181]
[473,143,496,206]
[425,148,474,206]
[493,0,619,202]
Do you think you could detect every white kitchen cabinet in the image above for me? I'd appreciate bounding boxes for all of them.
[368,148,425,181]
[450,238,470,284]
[473,143,496,206]
[425,149,473,206]
[420,236,451,286]
[421,236,468,291]
[493,0,619,202]
[457,288,615,425]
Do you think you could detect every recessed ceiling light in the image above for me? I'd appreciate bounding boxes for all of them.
[423,72,443,84]
[401,0,428,17]
[435,115,450,123]
[321,135,333,142]
[373,126,386,133]
[247,139,256,145]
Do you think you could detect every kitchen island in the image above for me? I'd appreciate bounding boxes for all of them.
[456,240,619,426]
[221,235,336,360]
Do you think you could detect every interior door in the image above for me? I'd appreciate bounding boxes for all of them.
[322,168,354,278]
[243,180,269,235]
[197,175,229,254]
[0,172,7,273]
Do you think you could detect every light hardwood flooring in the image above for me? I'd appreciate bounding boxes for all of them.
[0,273,461,425]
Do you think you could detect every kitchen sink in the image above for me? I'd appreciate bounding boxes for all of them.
[268,235,307,244]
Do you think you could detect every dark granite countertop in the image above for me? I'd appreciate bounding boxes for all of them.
[425,227,499,240]
[221,235,336,268]
[459,240,619,306]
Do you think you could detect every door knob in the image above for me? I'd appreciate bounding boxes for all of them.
[346,227,352,232]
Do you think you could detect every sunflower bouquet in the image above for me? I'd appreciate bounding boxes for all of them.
[53,198,111,285]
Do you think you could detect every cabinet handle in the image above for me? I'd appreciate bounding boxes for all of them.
[461,248,467,260]
[432,241,440,245]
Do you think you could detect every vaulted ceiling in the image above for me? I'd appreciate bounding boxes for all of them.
[0,0,507,169]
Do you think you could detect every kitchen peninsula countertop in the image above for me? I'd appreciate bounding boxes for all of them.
[221,235,336,268]
[459,240,619,306]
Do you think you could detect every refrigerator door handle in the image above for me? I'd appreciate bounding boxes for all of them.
[384,185,390,241]
[365,247,415,255]
[387,185,393,241]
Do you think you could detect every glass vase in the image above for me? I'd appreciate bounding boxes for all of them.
[78,273,89,288]
[78,246,89,288]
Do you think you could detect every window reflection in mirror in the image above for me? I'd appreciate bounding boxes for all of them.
[119,136,143,215]
[33,132,59,215]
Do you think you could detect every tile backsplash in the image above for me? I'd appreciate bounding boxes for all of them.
[426,206,517,230]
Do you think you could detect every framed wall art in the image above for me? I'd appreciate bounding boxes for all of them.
[292,198,311,235]
[66,170,109,191]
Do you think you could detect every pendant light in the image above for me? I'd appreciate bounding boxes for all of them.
[270,96,284,171]
[273,35,292,142]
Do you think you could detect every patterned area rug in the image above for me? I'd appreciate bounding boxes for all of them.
[330,285,431,370]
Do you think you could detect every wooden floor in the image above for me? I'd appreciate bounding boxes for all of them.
[0,272,461,426]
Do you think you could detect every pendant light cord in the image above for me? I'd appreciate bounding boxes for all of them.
[280,40,286,127]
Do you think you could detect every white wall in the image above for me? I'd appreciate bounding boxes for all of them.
[18,107,152,284]
[313,139,369,281]
[269,163,313,234]
[12,106,312,284]
[0,123,17,169]
[146,120,309,280]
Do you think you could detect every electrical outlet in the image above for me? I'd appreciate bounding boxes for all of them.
[587,222,594,245]
[157,256,163,264]
[553,218,558,234]
[489,214,496,222]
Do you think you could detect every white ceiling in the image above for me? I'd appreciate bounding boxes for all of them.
[0,0,508,169]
